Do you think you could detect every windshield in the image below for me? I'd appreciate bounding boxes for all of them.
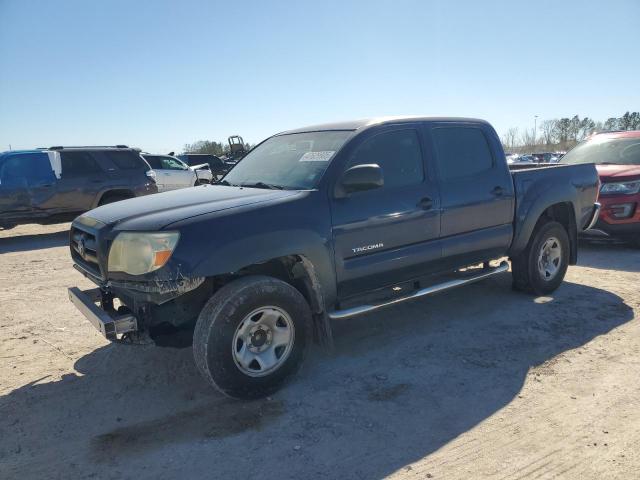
[222,131,352,189]
[560,136,640,165]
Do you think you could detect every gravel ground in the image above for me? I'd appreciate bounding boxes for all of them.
[1,223,639,479]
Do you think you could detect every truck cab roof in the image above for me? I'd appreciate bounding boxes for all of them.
[278,116,490,135]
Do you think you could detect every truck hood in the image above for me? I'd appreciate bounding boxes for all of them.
[596,164,640,181]
[79,185,300,231]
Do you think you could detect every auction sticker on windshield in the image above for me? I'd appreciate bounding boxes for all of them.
[299,151,335,162]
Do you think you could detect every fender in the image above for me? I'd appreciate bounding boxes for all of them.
[509,179,578,262]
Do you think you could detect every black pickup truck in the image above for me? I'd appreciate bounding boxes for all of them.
[68,117,600,398]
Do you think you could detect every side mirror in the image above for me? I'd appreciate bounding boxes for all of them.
[336,164,384,198]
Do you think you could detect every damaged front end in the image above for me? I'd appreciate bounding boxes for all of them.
[68,218,209,343]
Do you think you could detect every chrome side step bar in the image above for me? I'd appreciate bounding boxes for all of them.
[328,261,509,320]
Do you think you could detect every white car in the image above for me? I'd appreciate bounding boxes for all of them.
[141,154,212,192]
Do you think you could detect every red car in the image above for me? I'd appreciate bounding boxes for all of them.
[561,130,640,247]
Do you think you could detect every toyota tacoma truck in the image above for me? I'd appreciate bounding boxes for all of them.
[68,117,600,399]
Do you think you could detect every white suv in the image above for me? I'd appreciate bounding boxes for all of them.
[141,154,212,192]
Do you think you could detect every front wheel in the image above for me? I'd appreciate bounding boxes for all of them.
[192,275,310,399]
[511,220,570,295]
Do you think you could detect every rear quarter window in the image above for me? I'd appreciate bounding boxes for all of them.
[103,151,147,170]
[142,155,163,169]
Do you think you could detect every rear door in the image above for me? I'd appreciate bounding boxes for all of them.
[330,125,441,298]
[56,151,105,211]
[428,122,514,264]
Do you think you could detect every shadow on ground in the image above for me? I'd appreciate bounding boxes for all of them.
[577,240,640,272]
[0,274,634,479]
[0,229,69,254]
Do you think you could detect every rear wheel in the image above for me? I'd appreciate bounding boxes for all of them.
[511,220,570,295]
[193,275,310,399]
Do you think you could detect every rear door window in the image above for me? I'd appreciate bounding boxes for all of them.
[60,151,103,177]
[432,127,494,180]
[161,157,187,170]
[0,153,55,187]
[142,155,163,169]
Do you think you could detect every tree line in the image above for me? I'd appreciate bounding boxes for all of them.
[184,139,253,156]
[502,111,640,153]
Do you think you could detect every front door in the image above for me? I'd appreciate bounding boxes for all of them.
[330,125,441,298]
[0,152,57,220]
[0,155,33,219]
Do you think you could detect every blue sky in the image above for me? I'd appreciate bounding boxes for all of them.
[1,0,638,152]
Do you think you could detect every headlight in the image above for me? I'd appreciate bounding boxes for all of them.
[600,180,640,195]
[108,232,179,275]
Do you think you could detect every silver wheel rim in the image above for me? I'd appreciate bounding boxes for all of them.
[537,236,562,281]
[231,306,295,377]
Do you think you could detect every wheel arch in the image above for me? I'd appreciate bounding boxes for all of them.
[94,188,135,208]
[230,254,333,347]
[510,200,578,265]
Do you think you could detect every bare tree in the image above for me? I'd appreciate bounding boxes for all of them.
[501,127,519,151]
[519,128,535,148]
[540,119,556,145]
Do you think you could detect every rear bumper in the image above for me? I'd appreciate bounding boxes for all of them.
[68,287,137,341]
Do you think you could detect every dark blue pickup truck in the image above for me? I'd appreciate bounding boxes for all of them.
[68,117,600,398]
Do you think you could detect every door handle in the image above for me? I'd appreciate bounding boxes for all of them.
[418,197,433,210]
[491,186,504,196]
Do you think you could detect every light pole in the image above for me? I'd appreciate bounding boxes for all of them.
[534,115,538,147]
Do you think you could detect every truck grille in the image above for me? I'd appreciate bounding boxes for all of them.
[70,226,102,279]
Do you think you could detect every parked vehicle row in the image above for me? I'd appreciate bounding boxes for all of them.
[0,146,157,229]
[141,154,212,192]
[0,146,226,229]
[66,116,600,399]
[177,153,231,181]
[506,152,564,165]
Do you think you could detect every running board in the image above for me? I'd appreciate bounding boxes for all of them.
[328,261,510,320]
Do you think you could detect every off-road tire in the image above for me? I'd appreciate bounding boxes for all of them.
[511,220,570,295]
[193,275,310,399]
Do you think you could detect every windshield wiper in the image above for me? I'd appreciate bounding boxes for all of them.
[218,180,239,186]
[239,182,286,190]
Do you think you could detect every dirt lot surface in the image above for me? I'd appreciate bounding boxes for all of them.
[1,223,639,479]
